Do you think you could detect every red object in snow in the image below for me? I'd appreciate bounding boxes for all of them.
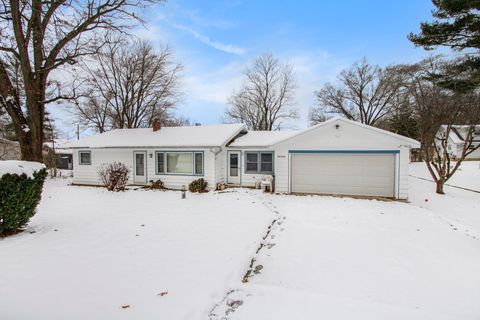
[424,198,429,202]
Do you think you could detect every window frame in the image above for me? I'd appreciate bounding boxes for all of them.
[155,151,204,176]
[78,150,91,165]
[244,151,274,174]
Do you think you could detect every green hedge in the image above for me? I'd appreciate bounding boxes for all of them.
[0,168,47,236]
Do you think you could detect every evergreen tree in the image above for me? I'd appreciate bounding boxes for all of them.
[409,0,480,91]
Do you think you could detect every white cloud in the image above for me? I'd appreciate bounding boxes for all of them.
[172,23,246,55]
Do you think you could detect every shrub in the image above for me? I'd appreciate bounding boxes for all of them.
[0,168,47,236]
[189,178,208,193]
[148,179,164,190]
[98,162,130,191]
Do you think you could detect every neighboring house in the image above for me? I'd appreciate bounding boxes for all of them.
[0,137,21,160]
[436,125,480,160]
[44,140,74,169]
[69,117,420,199]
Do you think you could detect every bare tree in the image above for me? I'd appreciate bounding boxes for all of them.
[0,0,163,161]
[308,107,330,126]
[75,39,182,132]
[225,53,297,131]
[401,57,480,194]
[312,58,403,126]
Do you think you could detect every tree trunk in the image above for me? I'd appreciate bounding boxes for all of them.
[436,180,445,194]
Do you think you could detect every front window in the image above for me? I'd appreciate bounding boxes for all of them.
[245,152,273,174]
[79,151,91,165]
[155,151,203,175]
[167,152,193,174]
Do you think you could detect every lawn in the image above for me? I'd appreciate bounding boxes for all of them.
[1,163,479,320]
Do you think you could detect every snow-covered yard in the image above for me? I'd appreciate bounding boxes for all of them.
[1,163,479,320]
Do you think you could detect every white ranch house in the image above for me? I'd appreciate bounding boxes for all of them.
[69,117,420,199]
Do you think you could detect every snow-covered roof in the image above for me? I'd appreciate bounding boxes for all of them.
[68,124,246,149]
[44,139,74,154]
[0,160,45,178]
[271,117,421,148]
[229,130,299,147]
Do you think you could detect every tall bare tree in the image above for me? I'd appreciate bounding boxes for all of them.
[75,39,182,132]
[312,58,403,126]
[400,57,480,194]
[225,53,297,131]
[0,0,162,161]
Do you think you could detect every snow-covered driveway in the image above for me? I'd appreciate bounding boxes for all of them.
[0,180,275,320]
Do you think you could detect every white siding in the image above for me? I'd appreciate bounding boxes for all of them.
[73,148,133,185]
[215,148,227,185]
[73,148,218,190]
[272,119,413,199]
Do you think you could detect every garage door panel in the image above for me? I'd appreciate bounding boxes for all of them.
[291,153,395,197]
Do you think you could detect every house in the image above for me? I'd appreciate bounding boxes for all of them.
[0,137,21,160]
[43,140,74,169]
[436,125,480,160]
[69,117,420,199]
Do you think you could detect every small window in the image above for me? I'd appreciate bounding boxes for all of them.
[260,153,273,172]
[79,151,91,165]
[156,152,165,174]
[194,152,203,175]
[246,152,258,173]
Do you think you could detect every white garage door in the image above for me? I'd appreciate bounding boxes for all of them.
[291,153,396,197]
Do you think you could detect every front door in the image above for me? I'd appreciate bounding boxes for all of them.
[227,151,241,184]
[133,151,147,184]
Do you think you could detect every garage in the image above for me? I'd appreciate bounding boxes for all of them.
[290,151,397,198]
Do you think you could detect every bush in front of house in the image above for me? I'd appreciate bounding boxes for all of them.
[189,178,208,193]
[0,168,47,236]
[148,179,165,190]
[98,162,130,191]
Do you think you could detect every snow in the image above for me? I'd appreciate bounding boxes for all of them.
[229,130,298,147]
[1,162,479,319]
[410,161,480,192]
[0,183,275,320]
[68,123,245,149]
[0,160,45,178]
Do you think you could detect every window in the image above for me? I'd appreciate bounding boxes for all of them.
[79,151,91,165]
[194,152,203,175]
[155,151,204,175]
[246,152,258,173]
[260,153,273,172]
[156,152,165,173]
[167,152,193,174]
[245,152,273,174]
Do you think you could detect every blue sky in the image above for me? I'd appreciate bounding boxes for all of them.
[57,0,439,137]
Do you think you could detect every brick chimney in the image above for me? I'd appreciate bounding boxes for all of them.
[153,118,161,132]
